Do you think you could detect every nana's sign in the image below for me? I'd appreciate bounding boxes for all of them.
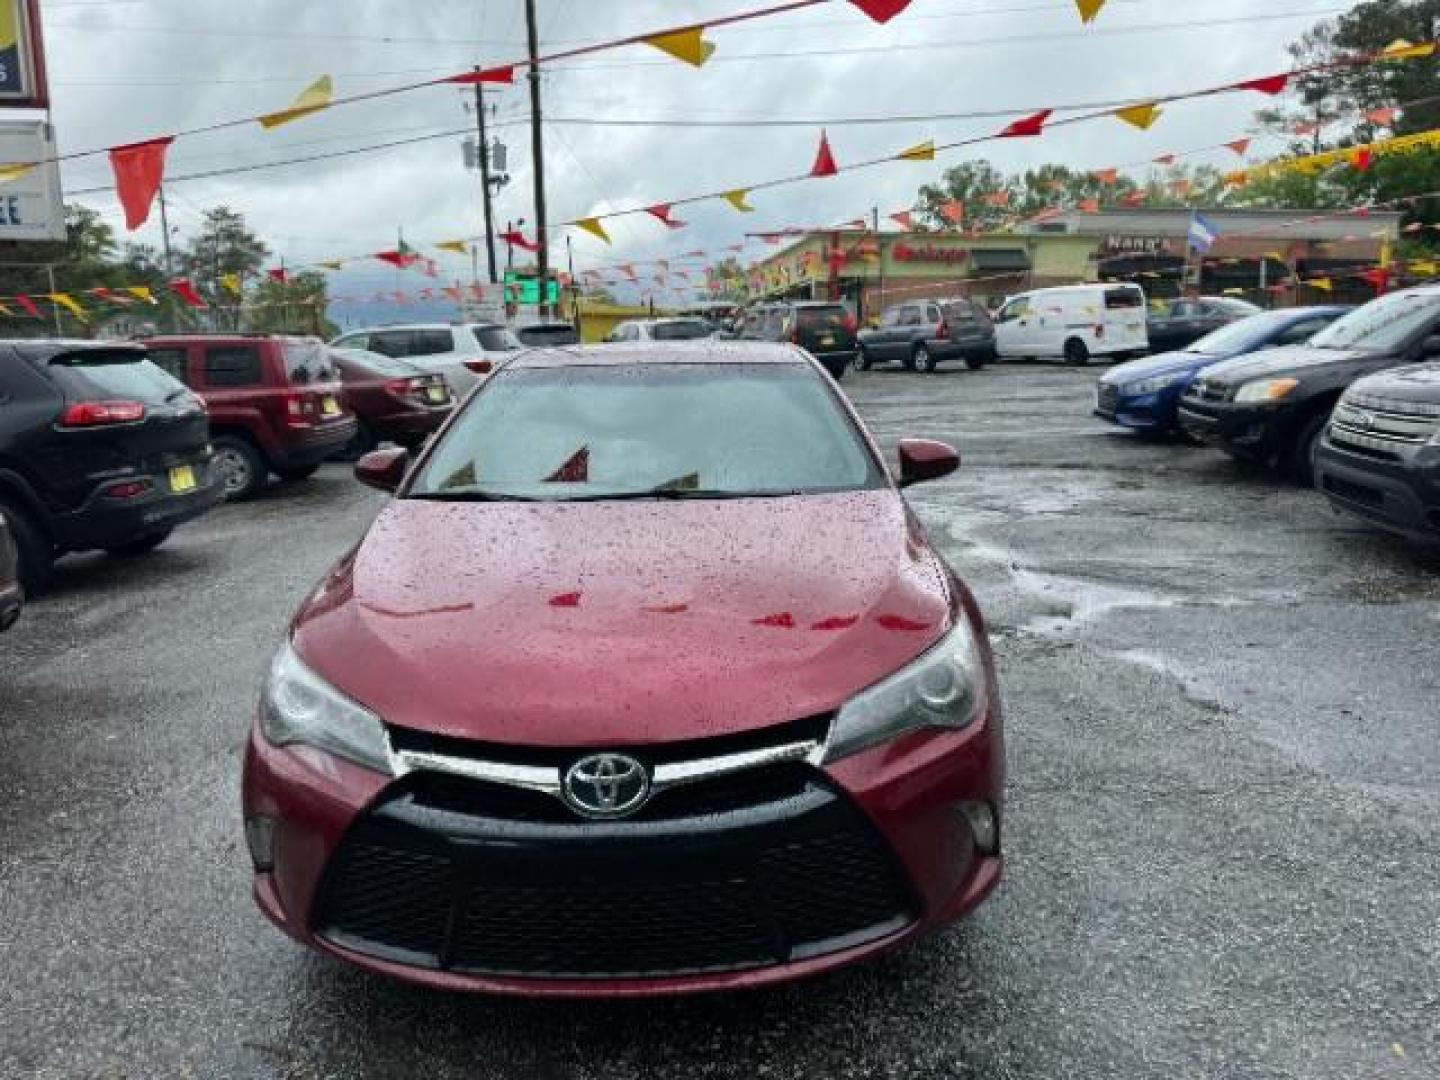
[1100,235,1173,256]
[891,243,969,266]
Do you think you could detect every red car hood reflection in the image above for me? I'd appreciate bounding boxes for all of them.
[292,492,953,746]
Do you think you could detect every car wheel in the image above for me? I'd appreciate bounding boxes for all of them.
[965,353,989,371]
[105,529,173,557]
[275,464,321,482]
[1290,411,1330,487]
[824,358,848,382]
[211,435,267,502]
[854,346,873,372]
[914,345,938,373]
[0,497,54,594]
[1064,339,1090,367]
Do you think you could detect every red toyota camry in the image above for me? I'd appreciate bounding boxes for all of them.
[242,341,1004,997]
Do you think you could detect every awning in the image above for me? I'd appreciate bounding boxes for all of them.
[970,248,1031,273]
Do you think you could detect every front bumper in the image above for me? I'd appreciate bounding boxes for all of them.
[242,707,1003,997]
[1177,397,1289,461]
[1315,438,1440,543]
[49,462,224,551]
[1096,385,1186,431]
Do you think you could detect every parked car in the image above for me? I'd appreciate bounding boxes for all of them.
[993,284,1148,365]
[856,298,994,373]
[605,318,715,342]
[0,340,222,591]
[735,300,857,379]
[328,347,454,459]
[1146,296,1262,355]
[513,321,581,347]
[329,323,519,395]
[0,508,22,631]
[1315,362,1440,544]
[1096,306,1350,434]
[1178,286,1440,484]
[243,341,1004,996]
[145,335,358,502]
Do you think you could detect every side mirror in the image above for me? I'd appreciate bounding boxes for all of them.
[897,438,960,488]
[355,447,410,493]
[1421,335,1440,359]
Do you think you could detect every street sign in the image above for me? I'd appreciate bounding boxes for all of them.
[0,119,63,241]
[0,0,47,107]
[461,283,506,324]
[503,271,559,305]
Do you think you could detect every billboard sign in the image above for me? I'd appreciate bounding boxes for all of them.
[0,0,47,107]
[0,120,64,240]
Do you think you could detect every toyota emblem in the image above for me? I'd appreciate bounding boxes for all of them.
[562,753,650,819]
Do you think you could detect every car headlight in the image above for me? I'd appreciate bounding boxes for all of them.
[1234,377,1300,403]
[260,642,393,774]
[1125,373,1183,395]
[825,617,983,762]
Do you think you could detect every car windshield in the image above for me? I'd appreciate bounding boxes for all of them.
[1214,298,1263,315]
[472,326,521,351]
[1309,291,1440,351]
[410,362,883,501]
[795,307,848,330]
[651,320,713,341]
[1186,311,1292,355]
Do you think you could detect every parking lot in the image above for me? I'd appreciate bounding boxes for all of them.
[3,362,1437,1080]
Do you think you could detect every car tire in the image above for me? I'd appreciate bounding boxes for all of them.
[0,497,54,594]
[824,358,848,382]
[914,345,938,373]
[966,353,989,371]
[1064,339,1090,367]
[105,529,173,558]
[854,346,873,372]
[275,464,321,482]
[211,435,267,502]
[1290,411,1330,487]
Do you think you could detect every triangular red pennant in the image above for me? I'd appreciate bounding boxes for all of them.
[1225,138,1252,156]
[170,279,207,309]
[447,67,515,85]
[810,130,839,177]
[999,109,1052,138]
[268,268,289,283]
[889,210,914,229]
[846,0,913,22]
[15,294,39,318]
[1236,74,1289,95]
[374,250,421,268]
[645,204,686,229]
[500,229,539,253]
[109,137,175,232]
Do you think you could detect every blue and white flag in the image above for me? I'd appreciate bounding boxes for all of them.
[1188,211,1221,254]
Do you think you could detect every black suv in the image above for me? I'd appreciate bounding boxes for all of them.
[0,340,222,591]
[1178,287,1440,484]
[857,297,994,372]
[739,300,857,379]
[1315,362,1440,544]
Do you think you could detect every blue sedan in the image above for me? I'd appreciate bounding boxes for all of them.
[1095,306,1352,433]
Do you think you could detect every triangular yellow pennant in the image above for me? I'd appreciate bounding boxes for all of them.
[1306,277,1334,292]
[1075,0,1106,23]
[1381,39,1437,60]
[221,273,244,296]
[644,28,716,68]
[576,217,611,244]
[1409,259,1438,276]
[48,293,86,320]
[320,260,344,271]
[127,286,157,304]
[723,189,755,212]
[1114,103,1161,130]
[0,163,33,184]
[896,139,935,162]
[259,75,334,130]
[436,239,470,255]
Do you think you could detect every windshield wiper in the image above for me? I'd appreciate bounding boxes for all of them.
[558,488,800,503]
[408,490,541,502]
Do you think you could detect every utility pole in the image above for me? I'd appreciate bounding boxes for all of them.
[566,234,580,337]
[525,0,550,318]
[872,205,884,323]
[45,264,61,335]
[157,185,176,332]
[472,67,499,285]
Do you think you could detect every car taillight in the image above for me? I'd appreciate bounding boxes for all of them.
[103,479,152,500]
[285,389,315,427]
[384,378,412,396]
[60,400,147,427]
[936,320,950,341]
[463,359,494,375]
[843,314,858,334]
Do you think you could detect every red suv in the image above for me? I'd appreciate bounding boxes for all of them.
[144,335,358,500]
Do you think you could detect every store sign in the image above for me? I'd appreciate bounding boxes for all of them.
[0,0,47,107]
[0,120,63,241]
[1100,235,1173,256]
[891,243,969,266]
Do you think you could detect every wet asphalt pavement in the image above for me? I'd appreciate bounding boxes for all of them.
[2,362,1437,1079]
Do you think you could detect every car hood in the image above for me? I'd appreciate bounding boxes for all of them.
[1102,350,1210,385]
[291,492,953,747]
[1347,361,1440,405]
[1199,344,1364,385]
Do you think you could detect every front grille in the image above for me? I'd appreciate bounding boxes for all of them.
[1322,473,1386,509]
[1186,379,1229,403]
[314,778,917,979]
[1331,400,1440,447]
[1096,382,1119,415]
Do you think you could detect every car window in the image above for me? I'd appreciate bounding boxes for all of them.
[795,307,848,331]
[1310,291,1440,352]
[332,332,368,350]
[515,324,580,347]
[925,305,942,324]
[471,326,520,352]
[1166,301,1197,319]
[333,348,415,378]
[283,341,336,385]
[881,306,904,327]
[367,330,414,358]
[942,301,980,323]
[652,320,713,341]
[761,310,787,339]
[414,362,883,501]
[1275,317,1330,346]
[47,350,187,403]
[1104,287,1145,311]
[146,347,190,385]
[899,307,922,327]
[410,329,458,356]
[203,346,263,388]
[996,298,1030,322]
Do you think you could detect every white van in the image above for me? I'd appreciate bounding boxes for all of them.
[993,284,1148,365]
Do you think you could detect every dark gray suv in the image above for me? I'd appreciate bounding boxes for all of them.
[857,298,994,373]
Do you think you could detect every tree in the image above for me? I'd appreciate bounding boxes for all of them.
[245,270,336,337]
[179,206,270,328]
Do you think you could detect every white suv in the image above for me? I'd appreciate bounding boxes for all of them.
[329,323,521,395]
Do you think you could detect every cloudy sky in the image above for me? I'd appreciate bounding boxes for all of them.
[39,0,1347,320]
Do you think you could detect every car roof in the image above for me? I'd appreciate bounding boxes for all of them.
[505,341,808,369]
[341,323,458,332]
[6,338,146,358]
